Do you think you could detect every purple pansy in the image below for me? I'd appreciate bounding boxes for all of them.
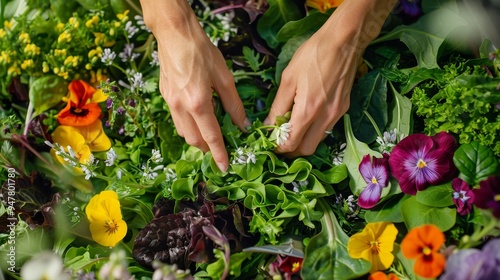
[452,178,474,216]
[388,132,457,195]
[358,154,390,209]
[472,176,500,218]
[395,0,422,23]
[440,238,500,280]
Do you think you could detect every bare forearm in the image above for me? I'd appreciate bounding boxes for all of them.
[321,0,398,51]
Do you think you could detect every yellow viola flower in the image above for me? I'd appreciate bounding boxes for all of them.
[85,190,127,247]
[306,0,344,13]
[75,120,111,152]
[0,29,6,39]
[347,222,398,273]
[51,125,92,165]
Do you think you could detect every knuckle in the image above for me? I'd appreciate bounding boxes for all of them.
[185,136,205,148]
[203,132,222,145]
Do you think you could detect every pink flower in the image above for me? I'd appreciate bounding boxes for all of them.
[358,154,390,209]
[452,178,474,215]
[388,132,457,195]
[472,176,500,218]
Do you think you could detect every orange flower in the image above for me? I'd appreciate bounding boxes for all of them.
[57,80,107,126]
[306,0,344,13]
[401,224,446,278]
[369,271,399,280]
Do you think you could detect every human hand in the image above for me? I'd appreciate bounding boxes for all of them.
[139,0,249,172]
[264,0,397,157]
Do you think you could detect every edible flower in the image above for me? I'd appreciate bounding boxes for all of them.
[358,154,390,209]
[58,80,107,126]
[451,178,474,215]
[388,132,457,195]
[401,224,446,278]
[85,190,127,247]
[306,0,344,13]
[347,222,398,273]
[369,271,399,280]
[472,176,500,218]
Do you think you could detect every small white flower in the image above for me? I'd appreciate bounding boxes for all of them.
[276,123,291,146]
[105,148,117,166]
[164,168,177,183]
[151,149,163,163]
[118,43,140,63]
[332,142,346,166]
[101,48,116,65]
[134,15,151,32]
[21,251,71,280]
[150,50,159,66]
[124,21,139,38]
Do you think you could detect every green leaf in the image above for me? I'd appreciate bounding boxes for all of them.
[365,194,408,223]
[171,177,196,201]
[343,114,382,196]
[301,199,371,279]
[276,10,329,43]
[401,196,456,231]
[232,154,266,181]
[372,6,467,68]
[29,75,67,117]
[386,89,412,137]
[453,141,499,185]
[256,0,302,49]
[400,67,444,94]
[416,182,454,207]
[242,46,263,72]
[348,69,388,143]
[275,34,309,84]
[64,245,111,272]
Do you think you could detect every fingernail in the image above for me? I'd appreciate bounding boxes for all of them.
[263,117,270,126]
[243,118,251,132]
[216,162,227,173]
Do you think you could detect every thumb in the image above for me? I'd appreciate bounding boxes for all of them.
[264,75,296,126]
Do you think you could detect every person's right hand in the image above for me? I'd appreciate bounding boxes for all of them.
[139,0,249,172]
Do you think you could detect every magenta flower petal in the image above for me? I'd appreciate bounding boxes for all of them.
[358,183,383,209]
[358,155,389,209]
[389,132,457,195]
[452,178,474,216]
[473,176,500,218]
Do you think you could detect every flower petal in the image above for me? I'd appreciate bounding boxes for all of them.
[413,251,446,278]
[75,120,111,152]
[358,183,383,209]
[57,102,102,126]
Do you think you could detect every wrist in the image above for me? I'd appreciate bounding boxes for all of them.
[139,0,199,35]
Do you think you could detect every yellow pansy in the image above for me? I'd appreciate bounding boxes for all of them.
[74,120,111,152]
[85,190,127,247]
[347,222,398,273]
[51,125,92,165]
[306,0,344,13]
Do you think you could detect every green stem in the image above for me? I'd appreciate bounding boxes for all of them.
[363,111,383,139]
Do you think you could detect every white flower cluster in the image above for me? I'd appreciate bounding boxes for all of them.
[331,142,347,166]
[291,180,308,193]
[44,141,98,180]
[376,128,405,153]
[232,147,257,165]
[275,123,291,146]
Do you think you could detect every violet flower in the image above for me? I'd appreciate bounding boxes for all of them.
[472,176,500,218]
[440,238,500,280]
[358,154,390,209]
[452,178,474,215]
[394,0,422,23]
[388,132,457,195]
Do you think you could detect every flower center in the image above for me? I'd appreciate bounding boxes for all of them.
[70,106,89,116]
[417,159,427,169]
[369,241,380,253]
[292,262,301,273]
[371,177,378,184]
[422,246,432,256]
[105,219,119,235]
[495,195,500,202]
[453,190,470,202]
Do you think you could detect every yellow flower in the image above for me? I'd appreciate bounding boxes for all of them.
[55,22,65,32]
[347,222,398,273]
[116,10,129,21]
[85,190,127,247]
[19,32,31,44]
[74,119,111,152]
[85,15,99,28]
[0,29,6,39]
[68,17,80,28]
[4,20,13,30]
[7,65,21,76]
[58,31,72,43]
[21,59,34,70]
[51,125,92,165]
[55,49,67,57]
[306,0,344,13]
[24,43,41,55]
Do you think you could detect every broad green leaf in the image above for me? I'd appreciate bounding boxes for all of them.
[279,195,322,228]
[158,122,184,164]
[171,177,196,201]
[301,199,371,279]
[416,182,454,207]
[276,10,329,43]
[275,34,310,84]
[232,154,266,181]
[386,89,412,137]
[311,164,348,185]
[343,114,382,196]
[64,245,110,272]
[401,196,456,231]
[365,194,408,223]
[372,6,467,68]
[348,69,388,143]
[453,142,499,185]
[256,0,302,49]
[400,67,444,94]
[50,0,79,21]
[29,75,67,117]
